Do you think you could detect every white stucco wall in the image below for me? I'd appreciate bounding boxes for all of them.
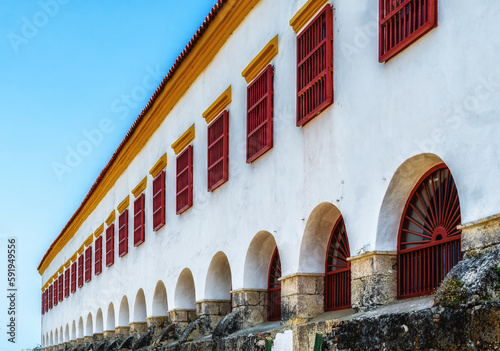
[41,0,500,340]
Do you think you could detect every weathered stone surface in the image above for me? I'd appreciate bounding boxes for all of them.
[281,274,325,323]
[460,213,500,255]
[133,330,152,349]
[115,326,130,338]
[130,322,148,335]
[117,335,135,350]
[147,316,169,334]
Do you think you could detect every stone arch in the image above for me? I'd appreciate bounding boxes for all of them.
[71,320,76,341]
[77,316,84,339]
[65,324,70,342]
[96,308,104,334]
[376,153,446,251]
[152,280,168,317]
[298,202,342,273]
[174,268,196,309]
[107,302,116,331]
[243,231,277,289]
[118,296,130,327]
[85,312,93,336]
[204,251,232,300]
[133,289,147,323]
[54,328,58,345]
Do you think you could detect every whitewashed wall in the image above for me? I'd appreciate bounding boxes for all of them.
[41,0,500,341]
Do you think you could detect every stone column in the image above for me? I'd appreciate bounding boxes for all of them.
[280,273,325,324]
[348,251,397,311]
[231,289,267,329]
[196,300,231,329]
[168,309,197,331]
[147,316,170,334]
[115,326,130,338]
[459,214,500,258]
[83,335,93,344]
[130,322,148,336]
[103,330,115,339]
[93,333,104,342]
[76,338,84,345]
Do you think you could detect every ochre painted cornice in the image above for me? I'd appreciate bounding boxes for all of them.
[203,86,231,124]
[132,177,147,198]
[70,253,77,263]
[105,210,116,226]
[84,234,93,247]
[290,0,330,33]
[64,260,71,269]
[241,35,279,84]
[77,245,84,256]
[117,196,130,214]
[94,224,104,238]
[37,0,263,276]
[171,124,195,155]
[149,154,167,178]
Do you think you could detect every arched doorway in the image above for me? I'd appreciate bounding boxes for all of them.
[325,216,351,311]
[267,248,281,321]
[398,164,462,298]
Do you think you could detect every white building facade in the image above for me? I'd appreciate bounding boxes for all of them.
[39,0,500,349]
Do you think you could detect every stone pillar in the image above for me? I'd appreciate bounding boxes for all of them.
[348,251,397,311]
[280,273,325,324]
[76,338,84,345]
[93,333,104,342]
[196,299,231,329]
[115,326,130,338]
[231,289,267,329]
[83,335,93,344]
[459,214,500,258]
[168,309,197,331]
[103,330,115,339]
[147,316,170,334]
[130,322,148,336]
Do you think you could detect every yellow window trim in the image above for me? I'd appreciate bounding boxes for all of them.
[84,234,93,247]
[64,260,71,269]
[290,0,330,34]
[105,210,116,226]
[77,245,84,256]
[171,124,195,155]
[38,0,263,276]
[94,224,104,238]
[117,196,130,214]
[58,267,64,275]
[203,86,232,124]
[132,177,148,198]
[149,153,167,178]
[70,253,77,263]
[241,35,279,84]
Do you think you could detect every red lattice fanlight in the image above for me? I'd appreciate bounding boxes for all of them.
[325,216,351,311]
[267,247,281,321]
[398,164,462,298]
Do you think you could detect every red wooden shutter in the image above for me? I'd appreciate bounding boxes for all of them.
[118,210,128,256]
[64,269,70,297]
[176,145,193,214]
[106,224,114,267]
[48,284,53,310]
[42,291,45,314]
[58,275,63,302]
[297,4,333,126]
[207,111,229,191]
[152,171,166,231]
[53,281,58,306]
[95,236,102,275]
[78,255,84,288]
[246,65,274,162]
[134,193,146,246]
[85,246,92,283]
[71,262,77,293]
[379,0,438,62]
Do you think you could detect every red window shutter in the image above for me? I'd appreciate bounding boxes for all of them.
[71,262,77,293]
[246,65,274,162]
[176,145,193,214]
[48,285,53,310]
[64,269,70,298]
[85,246,92,283]
[95,236,102,275]
[53,281,58,306]
[207,111,229,191]
[78,255,84,288]
[152,171,166,231]
[134,193,146,246]
[106,224,115,267]
[379,0,438,62]
[296,4,333,126]
[42,291,45,314]
[58,275,63,302]
[118,210,128,257]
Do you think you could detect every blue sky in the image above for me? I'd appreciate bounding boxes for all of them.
[0,1,216,349]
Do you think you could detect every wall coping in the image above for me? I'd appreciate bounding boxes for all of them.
[196,299,231,304]
[347,250,397,262]
[278,272,325,281]
[458,213,500,229]
[231,288,267,293]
